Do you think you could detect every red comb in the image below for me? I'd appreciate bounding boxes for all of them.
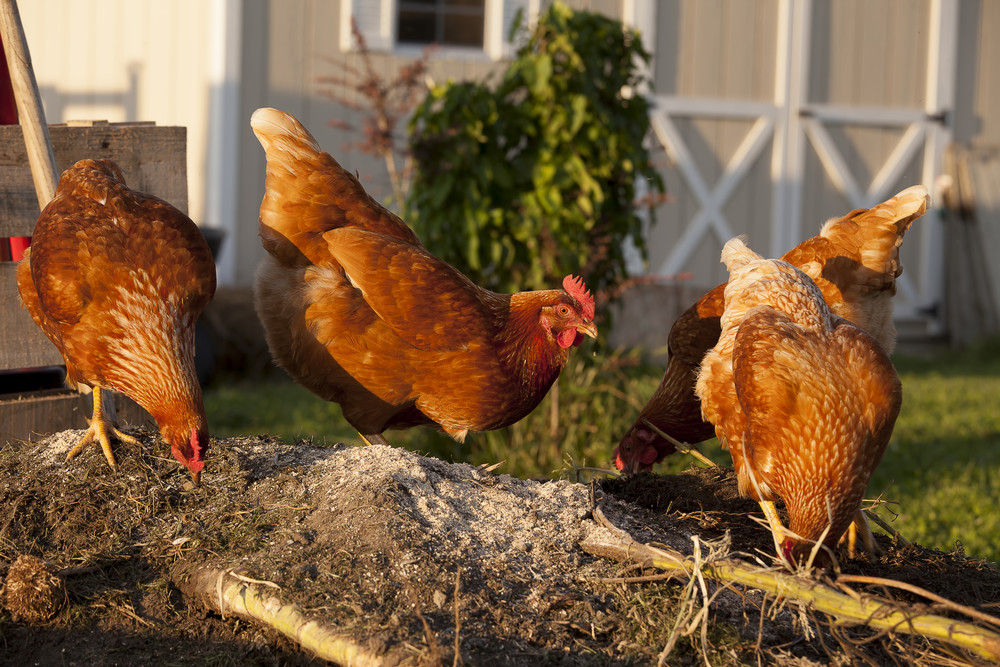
[562,275,595,320]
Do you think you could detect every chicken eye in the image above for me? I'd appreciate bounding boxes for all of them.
[558,305,570,316]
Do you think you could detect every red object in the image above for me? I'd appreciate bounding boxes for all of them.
[8,236,30,261]
[0,35,18,124]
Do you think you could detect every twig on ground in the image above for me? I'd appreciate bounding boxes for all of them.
[863,509,912,546]
[640,419,717,467]
[178,566,385,666]
[582,503,1000,663]
[836,574,1000,630]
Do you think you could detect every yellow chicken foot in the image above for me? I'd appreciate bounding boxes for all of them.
[65,387,142,470]
[845,509,882,559]
[759,500,788,559]
[359,432,392,447]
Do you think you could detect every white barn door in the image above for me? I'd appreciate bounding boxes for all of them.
[647,0,957,328]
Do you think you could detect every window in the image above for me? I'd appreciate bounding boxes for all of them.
[342,0,533,61]
[397,0,486,48]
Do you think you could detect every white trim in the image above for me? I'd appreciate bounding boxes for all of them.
[802,103,931,125]
[623,0,657,95]
[868,123,926,202]
[484,0,505,60]
[918,0,959,331]
[770,0,809,254]
[206,0,242,285]
[653,96,776,118]
[349,0,525,61]
[652,112,775,276]
[342,0,394,52]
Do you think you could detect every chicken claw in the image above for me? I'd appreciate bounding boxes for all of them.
[845,509,882,559]
[65,387,141,471]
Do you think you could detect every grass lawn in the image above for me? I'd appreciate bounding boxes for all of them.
[203,337,1000,565]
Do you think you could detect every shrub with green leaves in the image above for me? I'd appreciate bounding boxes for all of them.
[406,0,663,299]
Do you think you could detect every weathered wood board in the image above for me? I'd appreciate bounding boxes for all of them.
[1,122,185,442]
[0,388,154,445]
[0,122,187,374]
[0,262,63,370]
[0,122,187,237]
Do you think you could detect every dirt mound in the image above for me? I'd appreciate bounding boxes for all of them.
[0,430,997,665]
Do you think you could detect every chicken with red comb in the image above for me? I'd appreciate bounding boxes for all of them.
[17,159,216,483]
[250,107,597,446]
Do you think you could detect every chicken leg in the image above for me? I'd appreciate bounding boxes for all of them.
[845,509,881,558]
[66,386,142,470]
[359,432,392,447]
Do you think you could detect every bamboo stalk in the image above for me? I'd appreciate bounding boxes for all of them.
[180,567,385,667]
[582,510,1000,663]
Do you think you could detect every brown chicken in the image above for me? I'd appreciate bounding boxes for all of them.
[17,159,216,482]
[695,237,902,566]
[615,185,928,473]
[250,107,597,445]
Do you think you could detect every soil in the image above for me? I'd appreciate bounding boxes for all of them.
[1,429,998,666]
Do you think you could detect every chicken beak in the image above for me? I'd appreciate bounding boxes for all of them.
[577,322,598,339]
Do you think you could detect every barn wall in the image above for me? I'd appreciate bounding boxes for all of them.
[11,0,998,320]
[953,0,1000,146]
[19,0,217,229]
[644,0,944,315]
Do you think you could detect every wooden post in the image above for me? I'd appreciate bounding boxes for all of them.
[0,0,58,208]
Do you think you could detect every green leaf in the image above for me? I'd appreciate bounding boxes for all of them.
[407,0,665,297]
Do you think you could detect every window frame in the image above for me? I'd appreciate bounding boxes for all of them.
[341,0,535,62]
[396,0,488,50]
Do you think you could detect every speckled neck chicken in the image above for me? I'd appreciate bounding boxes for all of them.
[17,159,216,483]
[249,107,597,446]
[695,237,903,567]
[616,185,928,474]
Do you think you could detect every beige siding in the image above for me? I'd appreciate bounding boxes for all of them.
[955,1,1000,145]
[646,0,779,287]
[11,0,997,302]
[808,0,929,107]
[653,0,779,100]
[19,0,216,227]
[643,0,948,304]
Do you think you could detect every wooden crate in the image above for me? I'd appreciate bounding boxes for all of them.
[1,121,187,444]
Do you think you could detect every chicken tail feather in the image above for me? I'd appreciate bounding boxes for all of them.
[721,235,761,273]
[251,107,421,268]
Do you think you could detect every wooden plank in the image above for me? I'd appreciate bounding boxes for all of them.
[0,388,154,446]
[0,262,63,369]
[0,123,187,372]
[0,123,187,237]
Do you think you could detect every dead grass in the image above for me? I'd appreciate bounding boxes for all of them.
[1,429,998,665]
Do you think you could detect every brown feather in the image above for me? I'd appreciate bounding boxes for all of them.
[16,159,216,477]
[250,108,597,444]
[616,186,926,472]
[696,238,902,560]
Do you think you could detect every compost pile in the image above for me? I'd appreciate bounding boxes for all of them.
[0,429,998,666]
